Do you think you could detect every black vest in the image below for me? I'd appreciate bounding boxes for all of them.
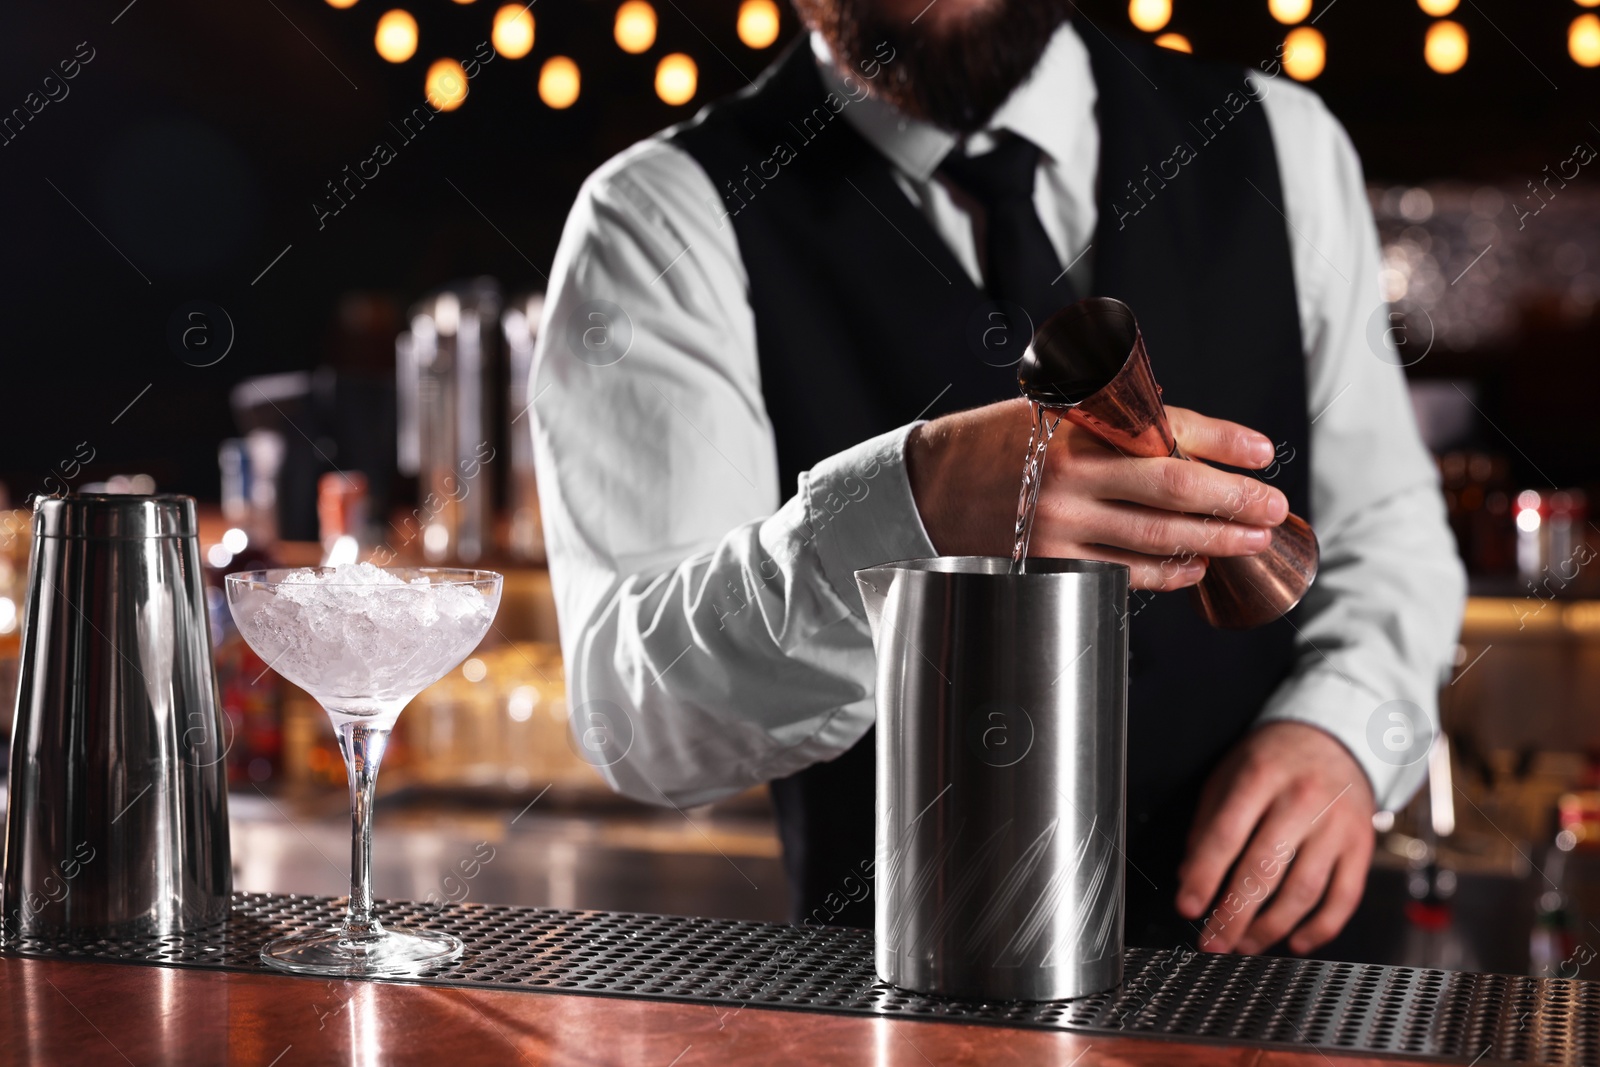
[671,30,1309,946]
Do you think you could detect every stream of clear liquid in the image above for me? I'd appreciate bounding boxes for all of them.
[1010,401,1064,574]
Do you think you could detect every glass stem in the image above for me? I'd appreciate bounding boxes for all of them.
[337,720,391,937]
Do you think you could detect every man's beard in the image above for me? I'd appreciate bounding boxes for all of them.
[795,0,1076,134]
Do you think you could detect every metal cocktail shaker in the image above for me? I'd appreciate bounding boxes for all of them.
[856,557,1128,1001]
[2,495,231,939]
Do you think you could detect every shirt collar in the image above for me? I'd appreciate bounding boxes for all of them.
[810,20,1097,182]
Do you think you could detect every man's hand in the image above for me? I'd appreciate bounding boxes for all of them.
[905,398,1289,590]
[1177,722,1377,955]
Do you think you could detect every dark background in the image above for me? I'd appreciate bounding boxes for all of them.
[0,0,1595,503]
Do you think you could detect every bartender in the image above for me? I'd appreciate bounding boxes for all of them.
[530,0,1465,952]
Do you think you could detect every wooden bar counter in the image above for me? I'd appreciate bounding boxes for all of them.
[0,954,1437,1067]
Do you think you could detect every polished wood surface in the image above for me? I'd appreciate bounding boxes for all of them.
[1,955,1447,1066]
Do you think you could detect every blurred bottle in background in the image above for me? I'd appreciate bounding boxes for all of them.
[219,439,250,530]
[1515,489,1591,592]
[230,374,310,542]
[244,430,285,548]
[218,427,289,552]
[318,470,369,566]
[502,292,546,564]
[396,279,502,565]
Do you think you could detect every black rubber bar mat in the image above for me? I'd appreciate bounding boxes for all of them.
[5,893,1596,1065]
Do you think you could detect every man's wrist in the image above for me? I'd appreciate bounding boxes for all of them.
[1255,671,1430,812]
[904,419,956,555]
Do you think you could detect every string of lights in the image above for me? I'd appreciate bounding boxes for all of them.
[1122,0,1600,80]
[326,0,784,110]
[330,0,1598,109]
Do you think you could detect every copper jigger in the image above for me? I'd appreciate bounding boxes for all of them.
[1017,297,1318,630]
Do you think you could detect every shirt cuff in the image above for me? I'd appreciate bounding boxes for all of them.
[1254,668,1435,812]
[801,423,938,617]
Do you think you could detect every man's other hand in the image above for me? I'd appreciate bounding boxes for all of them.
[1177,721,1377,955]
[906,398,1289,590]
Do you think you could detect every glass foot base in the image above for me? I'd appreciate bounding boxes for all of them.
[261,923,463,977]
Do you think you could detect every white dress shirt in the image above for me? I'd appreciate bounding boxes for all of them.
[529,23,1467,813]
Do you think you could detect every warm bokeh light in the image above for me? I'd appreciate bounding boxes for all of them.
[1576,0,1600,8]
[655,52,698,105]
[1515,491,1543,532]
[374,9,418,64]
[326,0,359,8]
[1154,32,1192,53]
[1128,0,1171,32]
[492,4,535,59]
[1424,20,1468,73]
[1573,14,1600,65]
[1282,26,1325,80]
[1416,0,1458,14]
[1268,0,1311,24]
[452,0,476,4]
[614,1,658,54]
[425,58,468,111]
[737,0,781,49]
[539,56,581,108]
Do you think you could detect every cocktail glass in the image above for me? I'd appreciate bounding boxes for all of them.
[225,564,503,976]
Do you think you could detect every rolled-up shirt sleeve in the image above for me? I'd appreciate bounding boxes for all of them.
[530,139,935,808]
[1253,75,1467,811]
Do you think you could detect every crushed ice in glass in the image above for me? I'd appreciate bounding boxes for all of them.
[237,563,496,707]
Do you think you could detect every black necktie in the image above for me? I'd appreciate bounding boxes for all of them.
[938,133,1079,330]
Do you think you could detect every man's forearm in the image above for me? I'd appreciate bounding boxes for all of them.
[544,426,934,808]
